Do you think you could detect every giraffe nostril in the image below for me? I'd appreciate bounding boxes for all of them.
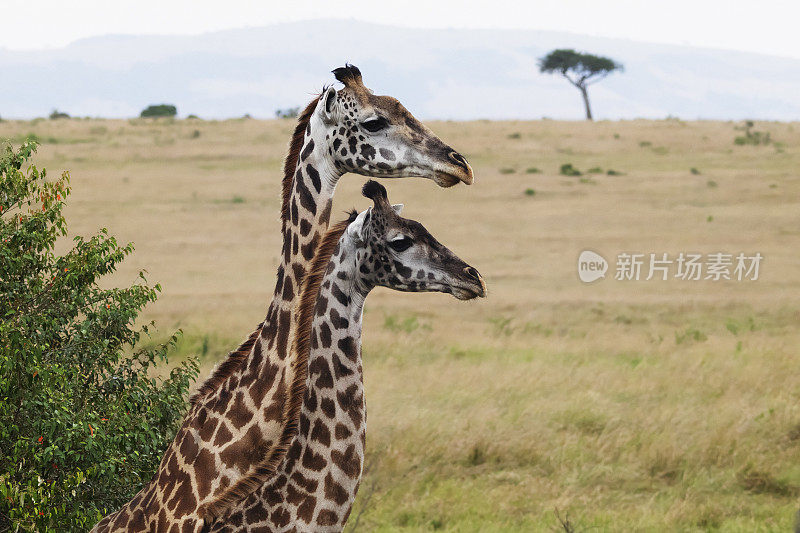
[448,151,469,170]
[464,266,481,281]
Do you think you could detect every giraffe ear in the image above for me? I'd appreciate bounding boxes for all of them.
[320,86,338,124]
[391,204,404,215]
[347,207,371,242]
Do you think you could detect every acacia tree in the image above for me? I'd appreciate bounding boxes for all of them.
[538,49,623,120]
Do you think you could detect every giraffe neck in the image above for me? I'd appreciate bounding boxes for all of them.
[180,113,346,511]
[272,115,342,325]
[207,232,371,531]
[285,238,368,526]
[192,113,346,491]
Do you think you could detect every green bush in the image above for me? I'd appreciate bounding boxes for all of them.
[48,110,70,120]
[559,163,581,176]
[0,141,198,531]
[140,104,177,118]
[734,120,772,146]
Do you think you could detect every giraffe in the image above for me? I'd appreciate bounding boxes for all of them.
[207,180,485,531]
[92,65,474,532]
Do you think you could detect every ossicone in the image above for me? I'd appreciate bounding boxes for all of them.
[332,64,364,88]
[361,180,389,206]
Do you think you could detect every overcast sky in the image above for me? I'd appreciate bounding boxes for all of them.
[3,0,800,58]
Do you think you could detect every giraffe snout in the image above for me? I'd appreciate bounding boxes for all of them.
[431,150,473,187]
[463,266,486,298]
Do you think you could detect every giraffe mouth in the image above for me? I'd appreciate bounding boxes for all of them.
[452,286,485,300]
[451,279,487,300]
[433,168,474,187]
[438,266,485,300]
[428,281,485,300]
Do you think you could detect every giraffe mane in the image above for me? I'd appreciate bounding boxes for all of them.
[189,95,322,407]
[188,326,261,406]
[198,212,357,522]
[281,95,321,224]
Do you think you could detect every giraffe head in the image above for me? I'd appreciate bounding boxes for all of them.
[314,64,473,187]
[346,180,485,300]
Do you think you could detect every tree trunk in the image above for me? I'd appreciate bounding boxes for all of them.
[580,85,593,121]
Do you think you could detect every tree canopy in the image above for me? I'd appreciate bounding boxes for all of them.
[140,104,177,118]
[539,49,622,83]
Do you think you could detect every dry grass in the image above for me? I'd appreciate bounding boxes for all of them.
[3,116,800,530]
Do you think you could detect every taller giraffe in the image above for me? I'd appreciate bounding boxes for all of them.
[92,65,474,532]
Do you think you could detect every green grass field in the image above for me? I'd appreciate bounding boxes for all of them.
[2,116,799,531]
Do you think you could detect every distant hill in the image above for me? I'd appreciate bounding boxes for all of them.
[2,19,799,120]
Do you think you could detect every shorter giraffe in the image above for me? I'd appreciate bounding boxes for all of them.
[209,180,485,531]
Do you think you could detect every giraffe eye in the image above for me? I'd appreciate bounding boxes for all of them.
[362,117,389,133]
[388,236,412,252]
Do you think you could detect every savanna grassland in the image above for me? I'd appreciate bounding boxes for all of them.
[2,116,799,531]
